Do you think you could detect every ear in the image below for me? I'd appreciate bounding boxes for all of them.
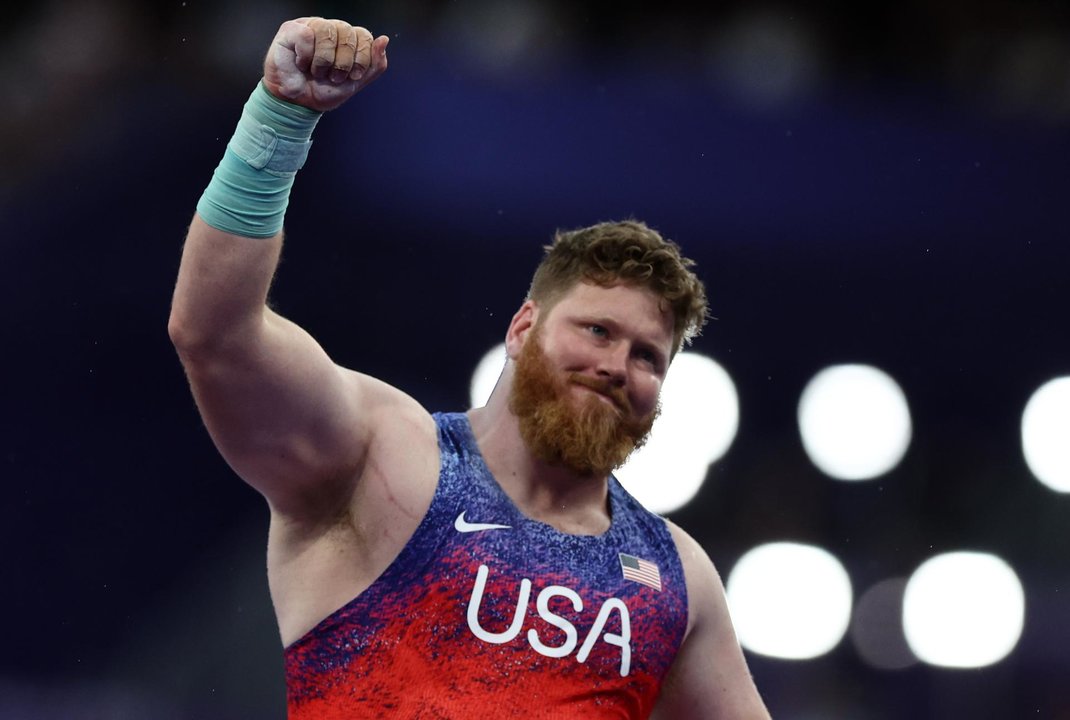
[505,300,539,360]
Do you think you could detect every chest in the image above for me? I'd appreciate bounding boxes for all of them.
[376,510,685,681]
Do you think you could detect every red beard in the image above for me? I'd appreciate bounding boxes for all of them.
[508,328,658,477]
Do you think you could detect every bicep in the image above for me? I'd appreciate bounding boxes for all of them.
[180,308,376,516]
[171,215,387,518]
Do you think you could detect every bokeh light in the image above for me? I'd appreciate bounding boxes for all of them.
[798,364,912,481]
[850,578,917,671]
[470,342,507,408]
[726,542,853,660]
[903,552,1025,668]
[615,352,739,513]
[1021,376,1070,492]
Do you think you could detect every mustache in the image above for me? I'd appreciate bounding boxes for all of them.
[568,374,631,413]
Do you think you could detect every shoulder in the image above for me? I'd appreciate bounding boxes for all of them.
[336,368,439,452]
[353,371,439,441]
[273,368,440,528]
[653,520,773,719]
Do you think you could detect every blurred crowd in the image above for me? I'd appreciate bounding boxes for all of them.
[3,0,1070,197]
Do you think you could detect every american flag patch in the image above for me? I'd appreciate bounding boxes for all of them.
[619,553,662,591]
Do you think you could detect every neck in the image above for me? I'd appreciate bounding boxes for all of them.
[467,373,612,535]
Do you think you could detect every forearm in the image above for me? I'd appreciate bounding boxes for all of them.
[170,16,389,350]
[169,82,321,351]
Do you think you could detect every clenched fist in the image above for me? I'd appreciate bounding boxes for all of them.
[262,17,389,112]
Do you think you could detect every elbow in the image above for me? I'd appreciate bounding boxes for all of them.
[168,304,229,361]
[168,302,265,363]
[168,307,207,360]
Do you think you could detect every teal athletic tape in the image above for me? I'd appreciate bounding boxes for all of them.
[197,82,322,238]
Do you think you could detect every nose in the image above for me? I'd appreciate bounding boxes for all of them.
[595,342,629,387]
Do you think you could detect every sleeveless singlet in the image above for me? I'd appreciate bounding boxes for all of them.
[284,412,689,719]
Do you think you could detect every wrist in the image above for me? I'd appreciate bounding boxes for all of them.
[227,82,323,177]
[196,82,323,238]
[250,81,322,141]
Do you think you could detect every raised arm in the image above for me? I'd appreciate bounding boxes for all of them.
[168,18,393,520]
[653,523,773,719]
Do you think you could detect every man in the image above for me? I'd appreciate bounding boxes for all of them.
[169,16,771,719]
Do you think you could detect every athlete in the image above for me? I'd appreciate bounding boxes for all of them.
[169,16,771,719]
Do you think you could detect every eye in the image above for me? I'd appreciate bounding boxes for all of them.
[635,346,664,372]
[587,324,608,337]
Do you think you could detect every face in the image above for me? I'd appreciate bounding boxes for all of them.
[508,282,674,477]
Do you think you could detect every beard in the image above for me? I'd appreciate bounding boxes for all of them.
[508,328,659,478]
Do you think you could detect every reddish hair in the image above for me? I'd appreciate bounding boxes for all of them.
[528,219,708,355]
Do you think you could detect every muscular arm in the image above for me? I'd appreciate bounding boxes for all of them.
[652,523,772,719]
[168,19,393,521]
[169,219,371,517]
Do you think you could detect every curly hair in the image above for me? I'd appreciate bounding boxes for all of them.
[527,219,709,355]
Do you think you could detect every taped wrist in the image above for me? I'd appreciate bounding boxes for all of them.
[196,82,322,238]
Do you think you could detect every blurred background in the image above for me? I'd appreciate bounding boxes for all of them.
[3,0,1069,718]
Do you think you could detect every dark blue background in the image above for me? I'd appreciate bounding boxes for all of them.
[2,2,1068,717]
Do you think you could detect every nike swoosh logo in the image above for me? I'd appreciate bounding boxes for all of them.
[454,511,512,533]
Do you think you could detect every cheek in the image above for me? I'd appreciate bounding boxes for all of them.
[551,342,595,370]
[630,376,662,415]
